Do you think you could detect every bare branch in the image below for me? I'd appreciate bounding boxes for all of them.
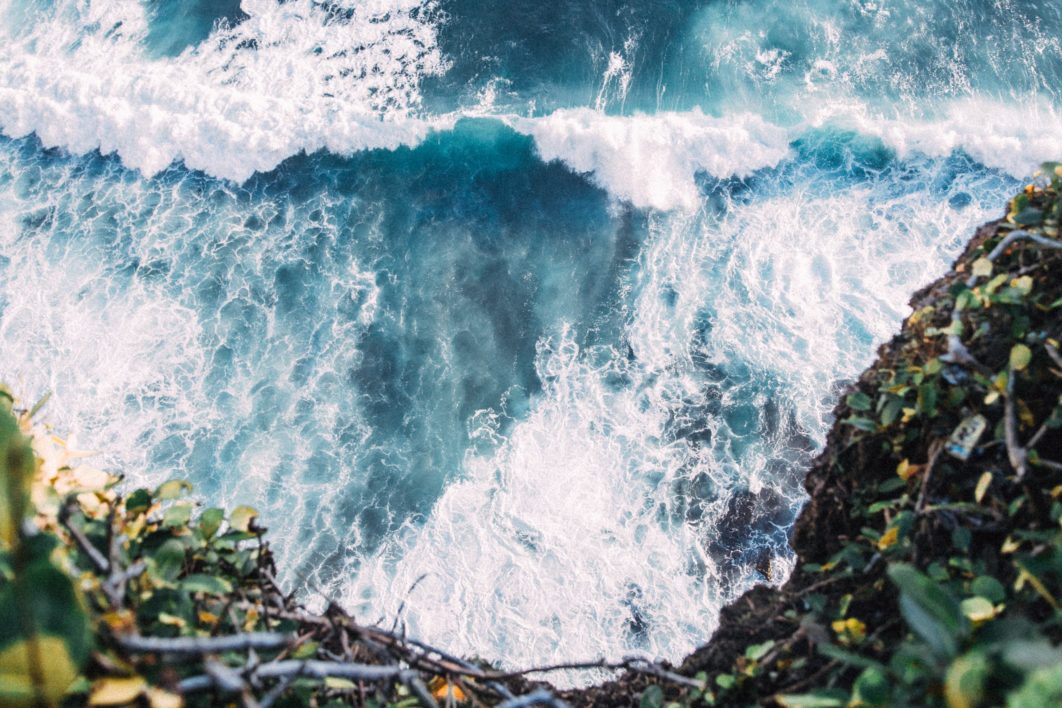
[625,658,707,690]
[1005,366,1029,479]
[178,660,413,695]
[119,632,290,656]
[498,689,570,708]
[205,661,247,693]
[1047,343,1062,371]
[59,503,110,574]
[401,674,440,708]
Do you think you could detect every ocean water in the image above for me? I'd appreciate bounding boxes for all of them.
[1,0,1061,679]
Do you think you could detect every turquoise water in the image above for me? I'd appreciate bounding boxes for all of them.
[1,0,1060,677]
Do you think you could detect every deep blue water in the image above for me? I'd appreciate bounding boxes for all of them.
[1,0,1060,676]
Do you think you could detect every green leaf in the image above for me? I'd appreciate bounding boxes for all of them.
[639,685,664,708]
[1010,344,1032,372]
[181,574,234,596]
[888,563,967,660]
[847,391,873,411]
[880,398,904,427]
[844,416,878,433]
[152,538,186,582]
[985,273,1009,295]
[292,641,319,659]
[0,408,35,546]
[198,508,225,540]
[960,596,997,623]
[917,384,938,416]
[852,666,890,706]
[0,552,91,705]
[162,503,193,529]
[124,489,152,515]
[818,642,887,671]
[745,640,774,661]
[1012,207,1043,226]
[0,559,91,660]
[971,576,1006,604]
[1007,663,1062,708]
[945,652,989,708]
[775,691,847,707]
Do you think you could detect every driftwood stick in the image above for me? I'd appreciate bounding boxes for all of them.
[59,503,110,573]
[624,658,706,690]
[497,689,569,708]
[205,660,247,693]
[259,671,302,708]
[119,632,291,655]
[1046,343,1062,371]
[179,661,412,694]
[402,674,441,708]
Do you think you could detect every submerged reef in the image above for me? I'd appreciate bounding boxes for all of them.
[3,167,1062,707]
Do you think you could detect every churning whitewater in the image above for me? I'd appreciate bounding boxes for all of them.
[2,0,1062,682]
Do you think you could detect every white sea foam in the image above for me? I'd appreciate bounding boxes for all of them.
[0,0,449,180]
[340,161,1009,679]
[0,203,207,480]
[1,2,1056,211]
[817,98,1062,180]
[508,109,791,211]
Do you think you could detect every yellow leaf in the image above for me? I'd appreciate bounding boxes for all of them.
[88,677,148,706]
[831,617,866,645]
[1010,344,1032,372]
[975,472,992,504]
[1015,564,1060,610]
[1011,275,1034,296]
[897,459,925,482]
[156,479,192,500]
[1002,537,1021,554]
[878,526,899,550]
[971,257,993,278]
[158,613,186,628]
[1018,400,1035,428]
[243,607,260,633]
[125,513,147,541]
[76,492,105,518]
[147,688,183,708]
[324,677,357,690]
[230,506,258,532]
[0,636,80,704]
[101,610,136,633]
[429,677,468,702]
[70,466,112,492]
[197,610,220,626]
